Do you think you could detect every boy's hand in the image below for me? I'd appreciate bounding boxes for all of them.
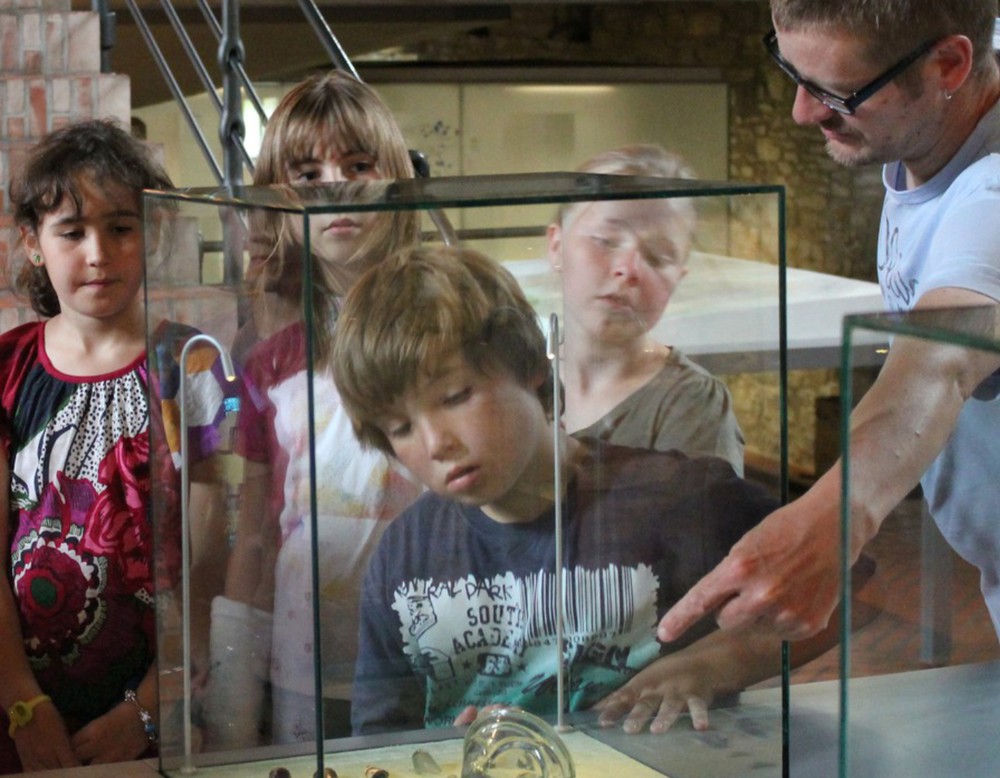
[12,702,80,771]
[592,653,717,734]
[452,705,480,727]
[452,703,507,727]
[71,701,151,764]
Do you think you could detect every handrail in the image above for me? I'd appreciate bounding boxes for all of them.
[123,0,224,183]
[219,0,246,282]
[295,0,359,79]
[194,0,268,127]
[98,0,457,244]
[159,0,223,117]
[219,0,246,191]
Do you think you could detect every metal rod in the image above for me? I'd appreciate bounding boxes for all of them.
[91,0,116,74]
[179,334,236,773]
[194,0,269,130]
[220,0,246,193]
[124,0,224,183]
[409,150,459,245]
[158,0,223,115]
[547,313,569,731]
[295,0,359,79]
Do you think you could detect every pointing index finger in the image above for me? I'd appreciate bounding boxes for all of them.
[657,568,735,642]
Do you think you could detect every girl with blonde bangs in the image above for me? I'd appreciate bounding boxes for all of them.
[204,70,423,748]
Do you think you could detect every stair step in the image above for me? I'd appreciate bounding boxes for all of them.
[1,11,101,74]
[0,1,72,11]
[0,73,131,138]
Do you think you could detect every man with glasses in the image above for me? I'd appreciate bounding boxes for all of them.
[659,0,1000,645]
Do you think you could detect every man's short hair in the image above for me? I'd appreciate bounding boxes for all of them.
[770,0,997,77]
[332,245,554,455]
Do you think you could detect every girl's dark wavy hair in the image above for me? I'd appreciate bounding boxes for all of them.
[9,118,174,317]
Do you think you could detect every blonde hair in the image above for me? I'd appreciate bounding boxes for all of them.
[250,70,420,367]
[556,144,698,258]
[331,246,553,455]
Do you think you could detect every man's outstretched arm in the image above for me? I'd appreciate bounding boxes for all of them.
[659,288,1000,642]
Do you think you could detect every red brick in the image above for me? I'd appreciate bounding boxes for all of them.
[23,49,41,74]
[28,80,45,134]
[44,13,65,73]
[45,76,65,112]
[74,75,93,117]
[0,19,17,71]
[6,117,25,140]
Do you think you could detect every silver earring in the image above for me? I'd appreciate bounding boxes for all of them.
[944,90,954,101]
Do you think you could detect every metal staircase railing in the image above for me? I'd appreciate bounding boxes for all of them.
[93,0,457,283]
[93,0,269,189]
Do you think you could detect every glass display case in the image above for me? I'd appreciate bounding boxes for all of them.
[838,306,1000,778]
[143,172,790,778]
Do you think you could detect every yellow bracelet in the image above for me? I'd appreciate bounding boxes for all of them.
[7,694,52,738]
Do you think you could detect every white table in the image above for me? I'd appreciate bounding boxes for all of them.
[505,253,888,373]
[38,661,1000,777]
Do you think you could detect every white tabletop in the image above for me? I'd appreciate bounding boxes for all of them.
[30,661,1000,777]
[505,253,888,372]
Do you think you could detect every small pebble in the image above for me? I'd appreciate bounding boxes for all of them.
[412,748,442,774]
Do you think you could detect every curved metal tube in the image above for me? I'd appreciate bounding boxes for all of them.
[546,313,568,731]
[179,334,236,772]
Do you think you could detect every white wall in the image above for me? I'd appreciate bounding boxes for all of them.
[135,80,728,188]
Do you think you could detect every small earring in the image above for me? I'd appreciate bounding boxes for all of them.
[944,90,954,101]
[31,253,43,266]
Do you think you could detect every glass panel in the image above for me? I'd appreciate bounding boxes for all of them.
[553,186,788,775]
[147,195,317,775]
[146,171,788,777]
[840,306,1000,778]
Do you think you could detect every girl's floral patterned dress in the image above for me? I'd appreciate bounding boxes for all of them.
[0,320,235,771]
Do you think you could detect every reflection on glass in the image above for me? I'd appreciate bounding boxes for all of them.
[548,146,745,476]
[144,171,786,778]
[461,706,575,778]
[840,306,1000,778]
[334,246,795,745]
[212,180,424,748]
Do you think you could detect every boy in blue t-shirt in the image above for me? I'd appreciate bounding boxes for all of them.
[331,245,836,736]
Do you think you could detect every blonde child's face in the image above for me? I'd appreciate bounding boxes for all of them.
[25,174,144,325]
[376,354,550,523]
[548,198,691,344]
[285,143,384,279]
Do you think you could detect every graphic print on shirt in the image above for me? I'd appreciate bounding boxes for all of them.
[391,563,661,725]
[879,214,919,310]
[9,371,152,672]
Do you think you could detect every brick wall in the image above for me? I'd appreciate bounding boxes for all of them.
[0,0,130,285]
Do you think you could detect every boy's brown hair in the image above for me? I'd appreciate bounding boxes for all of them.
[332,245,553,455]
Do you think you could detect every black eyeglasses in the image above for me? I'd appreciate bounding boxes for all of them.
[762,28,941,115]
